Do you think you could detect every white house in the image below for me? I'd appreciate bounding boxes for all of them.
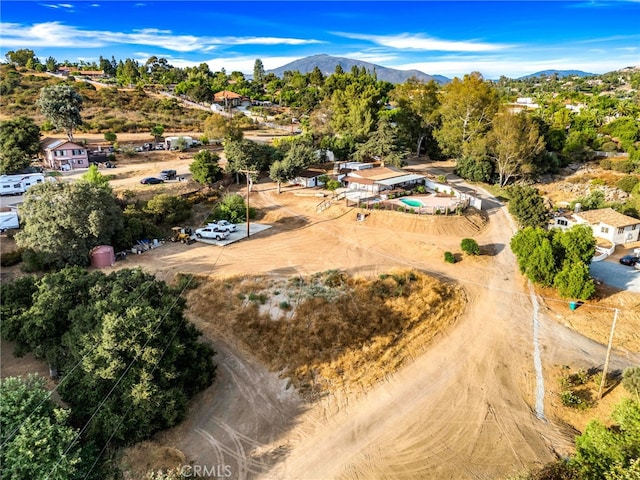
[289,169,327,188]
[553,208,640,245]
[344,166,425,194]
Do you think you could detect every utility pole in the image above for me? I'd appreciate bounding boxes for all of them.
[239,169,258,239]
[598,308,619,400]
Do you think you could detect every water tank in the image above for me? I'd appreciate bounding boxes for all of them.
[574,203,582,213]
[90,245,115,268]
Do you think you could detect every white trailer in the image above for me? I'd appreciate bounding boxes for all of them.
[0,211,19,231]
[164,136,194,150]
[0,173,45,195]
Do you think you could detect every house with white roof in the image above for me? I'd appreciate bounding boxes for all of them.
[344,166,425,194]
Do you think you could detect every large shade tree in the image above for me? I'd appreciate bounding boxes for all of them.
[36,85,83,142]
[488,110,546,187]
[15,181,123,269]
[0,116,41,174]
[434,72,499,161]
[391,78,441,156]
[0,375,95,480]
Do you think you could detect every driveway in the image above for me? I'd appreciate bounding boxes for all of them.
[590,260,640,292]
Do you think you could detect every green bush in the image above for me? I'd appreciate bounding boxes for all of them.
[444,251,456,264]
[599,158,612,170]
[460,238,480,255]
[0,249,23,267]
[616,175,639,193]
[436,174,447,184]
[560,390,587,409]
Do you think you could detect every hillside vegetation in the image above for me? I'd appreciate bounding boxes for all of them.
[186,269,465,398]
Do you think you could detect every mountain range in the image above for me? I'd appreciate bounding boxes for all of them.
[517,70,596,79]
[266,54,450,85]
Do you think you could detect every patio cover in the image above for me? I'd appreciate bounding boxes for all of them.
[375,173,425,186]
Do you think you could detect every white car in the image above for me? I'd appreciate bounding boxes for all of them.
[208,220,237,232]
[195,226,230,241]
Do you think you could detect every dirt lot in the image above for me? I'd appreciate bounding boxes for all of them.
[2,152,639,480]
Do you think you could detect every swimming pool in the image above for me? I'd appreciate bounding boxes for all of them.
[399,198,424,208]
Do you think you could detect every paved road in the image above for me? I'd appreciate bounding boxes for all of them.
[591,260,640,292]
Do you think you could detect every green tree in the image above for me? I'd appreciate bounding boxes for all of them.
[434,72,499,160]
[0,116,41,174]
[552,224,596,266]
[4,49,38,67]
[510,228,557,283]
[45,56,58,72]
[269,141,315,193]
[554,262,596,299]
[213,194,252,223]
[488,111,546,187]
[150,124,165,142]
[103,131,117,143]
[143,194,191,225]
[0,375,93,480]
[391,78,440,156]
[253,58,265,85]
[15,182,123,269]
[37,85,83,141]
[454,155,494,183]
[573,399,640,480]
[507,185,549,229]
[80,164,110,189]
[204,113,243,142]
[1,268,216,449]
[460,238,480,255]
[190,149,222,185]
[354,117,407,167]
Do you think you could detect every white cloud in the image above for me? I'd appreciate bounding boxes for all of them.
[0,22,322,52]
[334,32,512,52]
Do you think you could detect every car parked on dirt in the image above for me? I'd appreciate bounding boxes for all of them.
[208,220,237,232]
[619,255,639,266]
[159,169,177,180]
[140,177,165,185]
[195,226,230,241]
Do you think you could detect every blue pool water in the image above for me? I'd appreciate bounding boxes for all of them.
[399,198,424,208]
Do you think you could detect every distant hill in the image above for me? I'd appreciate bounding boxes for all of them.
[267,54,449,84]
[518,69,596,79]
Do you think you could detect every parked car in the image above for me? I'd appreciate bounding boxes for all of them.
[619,255,639,266]
[195,226,230,241]
[155,144,165,150]
[140,177,164,185]
[159,169,177,180]
[208,220,237,232]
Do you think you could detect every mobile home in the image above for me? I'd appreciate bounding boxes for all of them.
[0,173,45,195]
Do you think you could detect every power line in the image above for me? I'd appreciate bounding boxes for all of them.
[0,271,158,449]
[43,263,219,480]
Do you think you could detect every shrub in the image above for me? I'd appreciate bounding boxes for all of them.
[0,249,23,267]
[616,175,639,194]
[279,301,292,311]
[560,390,587,409]
[414,185,426,194]
[444,251,456,264]
[599,158,612,170]
[460,238,480,255]
[436,174,447,184]
[612,160,635,173]
[622,366,640,398]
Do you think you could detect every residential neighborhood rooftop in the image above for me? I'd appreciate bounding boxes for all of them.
[574,207,640,228]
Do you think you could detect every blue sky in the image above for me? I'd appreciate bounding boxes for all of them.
[1,1,639,79]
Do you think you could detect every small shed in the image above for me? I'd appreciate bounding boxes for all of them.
[90,245,115,268]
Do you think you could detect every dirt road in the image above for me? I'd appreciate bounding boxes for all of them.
[114,169,639,479]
